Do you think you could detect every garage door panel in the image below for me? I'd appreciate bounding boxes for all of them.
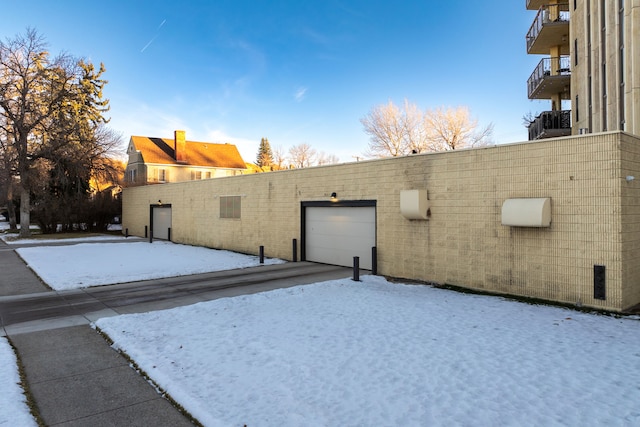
[153,207,172,240]
[305,206,375,269]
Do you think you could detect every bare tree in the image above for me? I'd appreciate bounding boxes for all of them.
[316,151,340,166]
[288,143,316,168]
[360,100,407,157]
[272,145,287,169]
[423,106,493,151]
[360,100,493,157]
[0,115,18,228]
[522,112,536,128]
[86,126,124,191]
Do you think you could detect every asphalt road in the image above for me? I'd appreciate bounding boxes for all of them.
[0,261,353,334]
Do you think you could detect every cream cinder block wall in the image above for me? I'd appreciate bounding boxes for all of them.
[620,132,640,308]
[123,132,640,312]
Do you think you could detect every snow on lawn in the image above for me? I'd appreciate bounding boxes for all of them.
[95,276,640,427]
[0,337,37,427]
[17,241,284,290]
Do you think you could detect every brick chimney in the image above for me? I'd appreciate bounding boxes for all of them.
[174,130,187,163]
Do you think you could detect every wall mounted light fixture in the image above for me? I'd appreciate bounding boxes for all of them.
[330,192,338,201]
[158,200,162,205]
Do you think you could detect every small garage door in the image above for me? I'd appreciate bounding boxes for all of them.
[152,206,172,240]
[305,206,376,269]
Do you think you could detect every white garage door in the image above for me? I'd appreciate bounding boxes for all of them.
[305,206,376,269]
[153,206,172,240]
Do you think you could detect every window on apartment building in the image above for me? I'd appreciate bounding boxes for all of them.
[619,0,625,130]
[220,196,241,219]
[585,1,595,132]
[602,63,608,131]
[588,75,593,131]
[574,39,578,66]
[575,95,579,122]
[574,0,577,10]
[601,0,607,131]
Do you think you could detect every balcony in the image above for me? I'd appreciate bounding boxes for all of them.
[526,3,570,54]
[528,110,571,140]
[527,56,571,99]
[526,0,548,10]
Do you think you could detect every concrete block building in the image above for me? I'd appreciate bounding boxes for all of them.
[121,2,640,313]
[122,131,640,313]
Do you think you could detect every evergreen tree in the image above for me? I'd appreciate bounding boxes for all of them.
[256,137,273,168]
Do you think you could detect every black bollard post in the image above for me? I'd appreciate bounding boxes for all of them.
[292,239,298,262]
[125,228,129,238]
[149,230,153,243]
[371,246,377,275]
[352,256,360,281]
[168,228,171,241]
[144,225,148,238]
[259,245,264,264]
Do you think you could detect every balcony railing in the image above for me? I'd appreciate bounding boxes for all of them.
[527,56,571,99]
[528,110,571,140]
[526,3,570,53]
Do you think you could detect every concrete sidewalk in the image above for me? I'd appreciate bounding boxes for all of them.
[9,326,195,426]
[0,246,49,296]
[0,238,196,426]
[0,238,352,426]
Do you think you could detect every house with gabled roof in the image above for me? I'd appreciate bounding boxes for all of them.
[124,130,247,185]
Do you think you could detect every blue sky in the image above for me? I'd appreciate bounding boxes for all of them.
[3,1,548,163]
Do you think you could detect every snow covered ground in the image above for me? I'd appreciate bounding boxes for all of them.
[95,277,640,427]
[0,338,37,427]
[15,241,284,290]
[4,223,640,426]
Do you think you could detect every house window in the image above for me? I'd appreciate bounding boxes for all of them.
[156,168,167,182]
[128,169,137,183]
[220,196,241,219]
[191,170,211,180]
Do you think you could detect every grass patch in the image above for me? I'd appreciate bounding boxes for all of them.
[6,336,46,427]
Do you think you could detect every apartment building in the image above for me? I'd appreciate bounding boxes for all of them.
[526,0,639,140]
